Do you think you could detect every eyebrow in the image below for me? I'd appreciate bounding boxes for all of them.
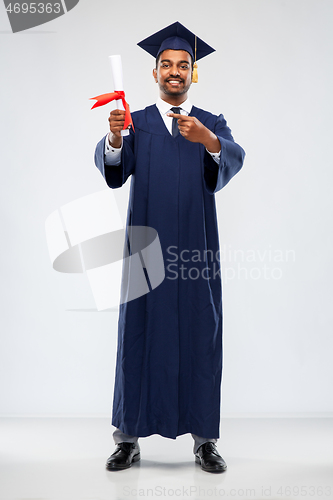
[160,59,190,65]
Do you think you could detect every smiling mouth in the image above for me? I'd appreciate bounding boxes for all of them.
[166,79,183,86]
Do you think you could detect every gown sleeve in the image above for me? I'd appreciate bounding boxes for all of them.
[94,128,136,189]
[203,114,245,194]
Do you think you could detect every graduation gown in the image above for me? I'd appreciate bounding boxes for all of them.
[95,104,245,439]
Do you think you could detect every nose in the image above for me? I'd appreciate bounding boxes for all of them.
[170,64,180,76]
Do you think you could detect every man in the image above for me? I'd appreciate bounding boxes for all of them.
[94,22,245,473]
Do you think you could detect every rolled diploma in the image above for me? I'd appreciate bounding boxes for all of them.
[109,55,129,136]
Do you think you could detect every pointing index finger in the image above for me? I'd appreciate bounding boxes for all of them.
[167,112,184,118]
[167,113,194,122]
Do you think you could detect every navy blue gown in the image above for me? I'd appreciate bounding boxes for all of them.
[95,104,245,439]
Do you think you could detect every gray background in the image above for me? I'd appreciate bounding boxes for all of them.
[0,0,332,416]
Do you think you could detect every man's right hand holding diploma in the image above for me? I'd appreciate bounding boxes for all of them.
[108,109,126,148]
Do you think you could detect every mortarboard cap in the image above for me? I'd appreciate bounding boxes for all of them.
[137,21,215,83]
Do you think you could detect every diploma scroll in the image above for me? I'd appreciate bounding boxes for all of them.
[109,55,129,136]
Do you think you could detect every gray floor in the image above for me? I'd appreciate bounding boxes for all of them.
[0,417,332,500]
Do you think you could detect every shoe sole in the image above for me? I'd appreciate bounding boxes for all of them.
[195,455,227,473]
[106,452,141,471]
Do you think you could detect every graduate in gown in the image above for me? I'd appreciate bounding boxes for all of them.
[94,22,245,472]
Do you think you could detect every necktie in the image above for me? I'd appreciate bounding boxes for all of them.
[170,107,181,137]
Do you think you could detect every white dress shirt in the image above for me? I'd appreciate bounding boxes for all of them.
[104,97,221,166]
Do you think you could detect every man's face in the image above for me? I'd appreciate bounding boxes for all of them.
[153,49,192,99]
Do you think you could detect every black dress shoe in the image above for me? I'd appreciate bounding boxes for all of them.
[106,442,140,470]
[195,442,227,473]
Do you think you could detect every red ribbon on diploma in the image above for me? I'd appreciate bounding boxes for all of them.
[90,90,134,132]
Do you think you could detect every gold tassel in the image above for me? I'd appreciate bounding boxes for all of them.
[192,35,198,83]
[192,62,198,83]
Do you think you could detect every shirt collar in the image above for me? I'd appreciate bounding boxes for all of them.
[156,96,192,115]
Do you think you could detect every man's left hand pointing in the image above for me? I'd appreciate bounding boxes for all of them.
[167,113,221,153]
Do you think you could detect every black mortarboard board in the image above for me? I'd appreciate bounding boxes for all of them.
[137,21,215,62]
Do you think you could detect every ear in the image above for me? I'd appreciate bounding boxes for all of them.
[152,68,158,82]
